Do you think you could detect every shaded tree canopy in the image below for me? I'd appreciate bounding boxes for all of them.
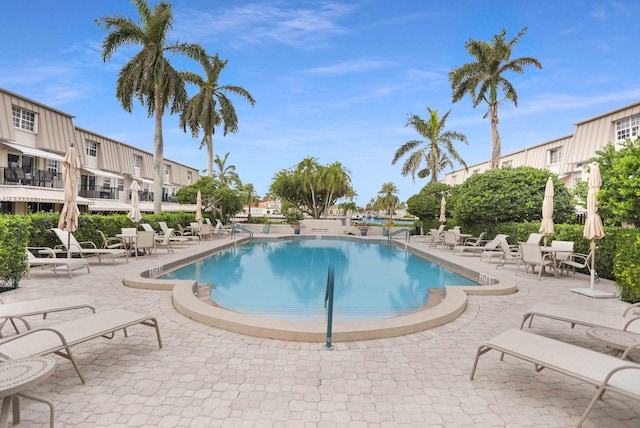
[173,176,242,221]
[595,137,640,227]
[406,182,453,221]
[453,166,575,225]
[269,157,353,219]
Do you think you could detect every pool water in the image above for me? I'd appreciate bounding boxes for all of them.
[160,238,477,323]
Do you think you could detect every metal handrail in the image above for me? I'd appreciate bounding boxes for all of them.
[388,228,411,243]
[324,264,335,350]
[231,224,254,240]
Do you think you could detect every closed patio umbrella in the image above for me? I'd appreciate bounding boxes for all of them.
[127,180,143,223]
[439,196,446,223]
[571,163,614,298]
[195,190,203,225]
[58,144,80,258]
[539,177,554,245]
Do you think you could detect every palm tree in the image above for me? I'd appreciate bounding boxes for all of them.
[392,107,468,183]
[96,0,205,214]
[296,157,321,219]
[378,182,400,217]
[241,183,258,221]
[449,27,542,169]
[320,161,352,218]
[180,54,256,177]
[212,152,240,187]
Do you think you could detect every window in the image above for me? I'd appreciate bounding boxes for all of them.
[12,106,35,132]
[187,171,192,184]
[617,115,639,140]
[86,141,97,158]
[473,169,480,175]
[118,178,124,191]
[133,154,141,168]
[572,177,582,189]
[164,164,171,182]
[46,159,58,173]
[103,177,111,189]
[451,175,457,185]
[548,147,562,165]
[502,160,512,168]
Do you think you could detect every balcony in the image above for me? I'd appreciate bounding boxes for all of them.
[79,186,120,200]
[1,167,61,188]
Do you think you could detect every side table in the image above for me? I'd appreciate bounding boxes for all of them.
[586,327,640,359]
[0,357,56,428]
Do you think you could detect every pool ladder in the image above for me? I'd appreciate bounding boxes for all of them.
[231,223,254,240]
[324,264,335,350]
[388,228,412,243]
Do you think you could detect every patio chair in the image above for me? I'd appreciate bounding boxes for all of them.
[550,240,575,266]
[97,230,125,250]
[25,247,90,279]
[198,223,213,240]
[495,236,521,268]
[176,224,200,243]
[0,309,162,384]
[0,294,95,336]
[214,219,232,237]
[453,232,487,255]
[479,234,509,262]
[521,301,640,334]
[470,329,640,427]
[442,231,458,250]
[517,242,556,279]
[139,223,156,233]
[51,228,127,264]
[559,250,594,277]
[526,232,544,244]
[133,230,156,258]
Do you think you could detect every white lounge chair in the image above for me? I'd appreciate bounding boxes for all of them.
[214,219,232,238]
[517,242,556,279]
[479,234,509,262]
[521,301,640,334]
[495,236,521,268]
[453,232,487,255]
[26,247,90,279]
[0,309,162,384]
[526,232,544,244]
[51,228,127,264]
[470,329,640,427]
[158,222,189,247]
[0,294,95,336]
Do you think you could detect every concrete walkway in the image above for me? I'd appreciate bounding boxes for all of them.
[3,235,638,427]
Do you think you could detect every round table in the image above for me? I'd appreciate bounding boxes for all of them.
[0,357,56,428]
[586,327,640,358]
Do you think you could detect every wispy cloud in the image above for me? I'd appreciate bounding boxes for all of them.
[591,1,633,19]
[302,58,394,75]
[175,1,356,50]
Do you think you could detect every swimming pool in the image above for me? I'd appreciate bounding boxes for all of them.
[160,237,477,323]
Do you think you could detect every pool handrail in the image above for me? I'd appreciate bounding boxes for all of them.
[388,228,411,243]
[231,223,254,240]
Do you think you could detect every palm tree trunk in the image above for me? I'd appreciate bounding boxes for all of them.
[205,134,214,177]
[153,94,164,214]
[490,102,501,169]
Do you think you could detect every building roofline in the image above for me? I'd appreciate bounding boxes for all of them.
[0,87,75,119]
[574,100,640,126]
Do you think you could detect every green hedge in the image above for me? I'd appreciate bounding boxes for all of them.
[0,216,30,289]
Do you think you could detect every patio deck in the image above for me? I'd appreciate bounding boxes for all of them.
[3,234,636,427]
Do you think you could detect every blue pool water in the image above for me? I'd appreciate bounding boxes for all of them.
[160,238,477,323]
[359,216,415,225]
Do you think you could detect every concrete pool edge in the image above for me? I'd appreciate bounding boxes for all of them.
[123,236,518,342]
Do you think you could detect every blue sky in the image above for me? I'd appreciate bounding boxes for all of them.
[2,0,640,204]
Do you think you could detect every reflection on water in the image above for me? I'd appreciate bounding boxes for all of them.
[160,238,477,322]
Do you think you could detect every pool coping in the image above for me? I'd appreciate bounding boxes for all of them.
[123,236,517,342]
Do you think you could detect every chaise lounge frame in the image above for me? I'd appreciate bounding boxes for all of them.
[470,329,640,427]
[0,309,162,384]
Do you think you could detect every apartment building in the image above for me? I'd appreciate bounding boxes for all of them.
[443,101,640,188]
[0,88,200,215]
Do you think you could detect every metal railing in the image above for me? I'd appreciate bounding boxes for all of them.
[1,167,61,188]
[324,264,335,350]
[388,228,412,243]
[231,223,254,240]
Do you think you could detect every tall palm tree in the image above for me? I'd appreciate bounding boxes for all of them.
[449,27,542,169]
[296,157,321,219]
[96,0,205,213]
[213,152,240,186]
[378,182,400,217]
[241,183,258,221]
[392,107,468,183]
[180,54,256,177]
[320,161,352,218]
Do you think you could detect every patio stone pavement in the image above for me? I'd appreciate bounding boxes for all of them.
[3,235,638,427]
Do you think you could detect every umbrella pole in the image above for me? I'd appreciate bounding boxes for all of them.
[590,240,596,291]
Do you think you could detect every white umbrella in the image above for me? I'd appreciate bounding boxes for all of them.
[439,196,446,223]
[539,177,554,245]
[572,163,614,298]
[127,180,143,223]
[58,144,80,258]
[195,190,203,225]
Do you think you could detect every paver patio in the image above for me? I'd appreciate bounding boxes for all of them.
[3,235,637,427]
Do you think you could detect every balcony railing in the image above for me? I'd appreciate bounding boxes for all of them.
[1,167,62,188]
[79,186,120,200]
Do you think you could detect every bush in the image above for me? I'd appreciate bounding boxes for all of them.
[0,215,31,289]
[613,231,640,303]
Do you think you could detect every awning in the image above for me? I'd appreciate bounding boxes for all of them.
[0,185,93,205]
[81,166,123,180]
[1,141,64,162]
[88,199,133,212]
[131,176,154,186]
